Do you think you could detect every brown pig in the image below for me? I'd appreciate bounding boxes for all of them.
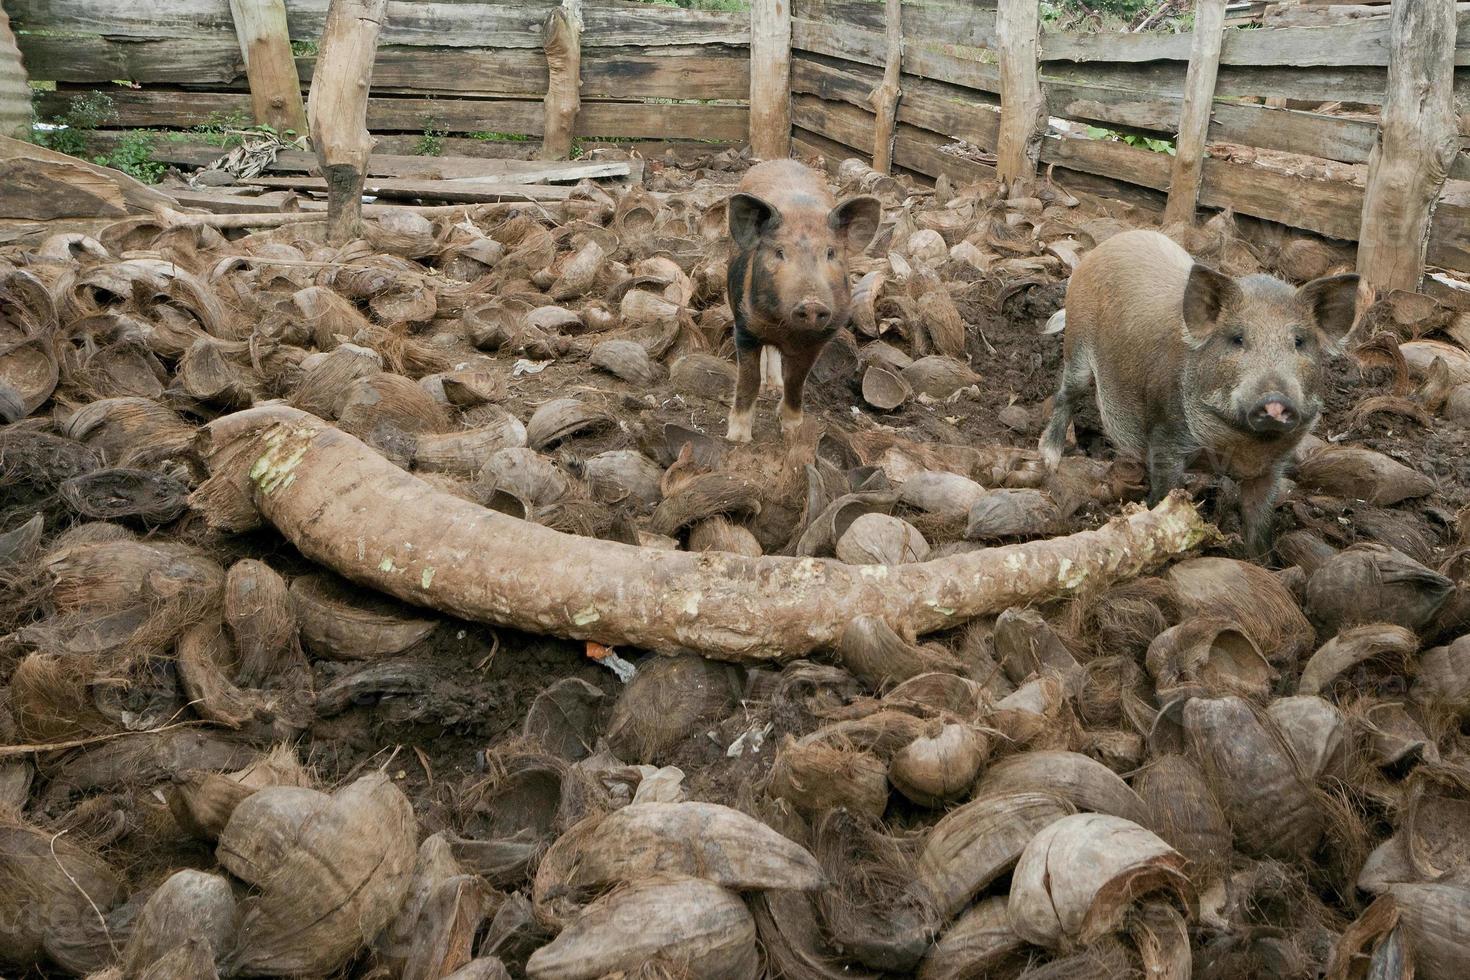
[1038,229,1359,555]
[725,159,881,442]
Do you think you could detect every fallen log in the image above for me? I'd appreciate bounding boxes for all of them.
[192,405,1212,662]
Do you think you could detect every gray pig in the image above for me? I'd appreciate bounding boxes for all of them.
[725,159,881,442]
[1038,229,1359,555]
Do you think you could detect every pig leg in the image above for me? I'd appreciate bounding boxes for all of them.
[779,344,821,436]
[727,346,762,442]
[760,347,784,397]
[1145,438,1189,507]
[1238,464,1286,557]
[1038,352,1093,469]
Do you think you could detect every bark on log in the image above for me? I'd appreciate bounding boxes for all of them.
[192,405,1213,663]
[306,0,388,244]
[750,0,792,160]
[1356,0,1460,292]
[229,0,309,136]
[995,0,1045,190]
[869,0,902,174]
[540,0,583,161]
[1162,0,1227,226]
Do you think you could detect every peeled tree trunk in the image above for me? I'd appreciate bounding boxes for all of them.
[192,406,1212,662]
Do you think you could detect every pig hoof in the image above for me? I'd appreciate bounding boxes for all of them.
[1039,442,1063,471]
[780,410,804,436]
[726,417,754,443]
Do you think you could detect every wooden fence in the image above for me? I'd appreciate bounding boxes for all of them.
[778,0,1470,290]
[12,0,751,146]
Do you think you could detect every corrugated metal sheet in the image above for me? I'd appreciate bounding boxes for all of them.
[0,2,32,140]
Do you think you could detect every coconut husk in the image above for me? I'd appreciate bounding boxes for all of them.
[58,467,189,524]
[9,651,114,743]
[964,488,1060,539]
[580,449,663,510]
[522,677,605,762]
[687,516,763,556]
[589,338,661,386]
[548,238,607,301]
[167,745,314,842]
[1380,883,1470,980]
[337,371,451,461]
[1299,624,1419,696]
[914,790,1075,921]
[901,355,981,397]
[851,270,888,338]
[44,538,223,613]
[1411,634,1470,717]
[889,722,989,807]
[898,470,987,518]
[1073,655,1152,735]
[669,352,736,403]
[768,737,890,820]
[648,471,762,536]
[751,886,870,980]
[177,336,254,407]
[0,813,125,965]
[1268,695,1349,782]
[292,285,371,350]
[860,339,913,372]
[861,364,911,410]
[1183,695,1324,859]
[223,559,299,687]
[290,344,384,419]
[989,675,1073,748]
[414,413,529,478]
[835,512,929,565]
[375,834,484,980]
[838,616,969,691]
[884,671,991,722]
[1305,545,1453,634]
[477,447,572,511]
[993,607,1081,685]
[525,398,612,450]
[289,573,437,660]
[525,875,758,980]
[1008,812,1192,950]
[39,882,149,976]
[443,959,512,980]
[918,896,1028,980]
[606,654,739,764]
[1145,618,1274,701]
[1358,701,1433,769]
[118,870,236,978]
[977,750,1148,824]
[1132,752,1232,882]
[218,772,417,976]
[1166,557,1315,667]
[64,396,196,468]
[915,280,968,360]
[1296,446,1436,506]
[70,337,168,400]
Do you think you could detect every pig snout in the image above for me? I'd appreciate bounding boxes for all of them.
[792,299,833,330]
[1247,392,1300,434]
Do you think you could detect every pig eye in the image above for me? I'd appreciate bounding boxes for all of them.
[776,247,786,260]
[1229,333,1245,348]
[1293,334,1306,350]
[827,247,836,261]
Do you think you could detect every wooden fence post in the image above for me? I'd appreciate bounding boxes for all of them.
[995,0,1044,190]
[1162,0,1227,226]
[540,0,583,161]
[307,0,387,244]
[870,0,902,173]
[229,0,309,137]
[750,0,791,160]
[1356,0,1460,292]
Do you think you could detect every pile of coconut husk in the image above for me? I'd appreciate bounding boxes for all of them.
[2,146,1470,978]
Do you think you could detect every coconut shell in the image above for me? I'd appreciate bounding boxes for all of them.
[414,413,528,477]
[218,773,417,976]
[1295,446,1435,506]
[976,751,1149,825]
[1267,695,1348,781]
[965,488,1060,539]
[918,896,1028,980]
[1132,754,1231,880]
[1305,545,1453,634]
[121,870,237,977]
[889,723,989,807]
[838,615,969,690]
[687,516,762,556]
[1145,619,1274,701]
[533,801,823,916]
[862,364,911,410]
[1299,623,1419,695]
[526,398,612,450]
[836,512,930,565]
[581,449,662,509]
[901,355,981,397]
[1166,557,1314,666]
[0,814,124,965]
[1007,812,1191,950]
[899,470,988,518]
[768,738,890,820]
[290,573,437,660]
[605,654,738,764]
[525,875,758,980]
[588,338,661,386]
[916,791,1075,920]
[1182,695,1323,859]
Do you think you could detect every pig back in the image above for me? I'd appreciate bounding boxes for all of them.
[1066,230,1195,450]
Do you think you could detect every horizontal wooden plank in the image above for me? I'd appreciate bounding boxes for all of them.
[792,56,999,151]
[795,0,996,49]
[793,20,1000,91]
[18,35,751,101]
[791,92,874,153]
[1040,12,1470,67]
[1431,196,1470,273]
[9,0,748,47]
[35,89,750,141]
[1040,60,1403,107]
[243,175,574,202]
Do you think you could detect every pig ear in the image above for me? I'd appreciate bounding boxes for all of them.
[829,196,882,252]
[1181,264,1238,346]
[1299,273,1360,352]
[729,193,781,250]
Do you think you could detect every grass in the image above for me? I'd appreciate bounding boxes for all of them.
[415,123,447,157]
[635,0,749,9]
[470,131,531,142]
[1084,125,1176,155]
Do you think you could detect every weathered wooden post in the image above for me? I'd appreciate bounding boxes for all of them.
[995,0,1045,190]
[307,0,387,244]
[870,0,903,173]
[229,0,309,137]
[540,0,583,161]
[1356,0,1460,292]
[1162,0,1227,226]
[750,0,792,160]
